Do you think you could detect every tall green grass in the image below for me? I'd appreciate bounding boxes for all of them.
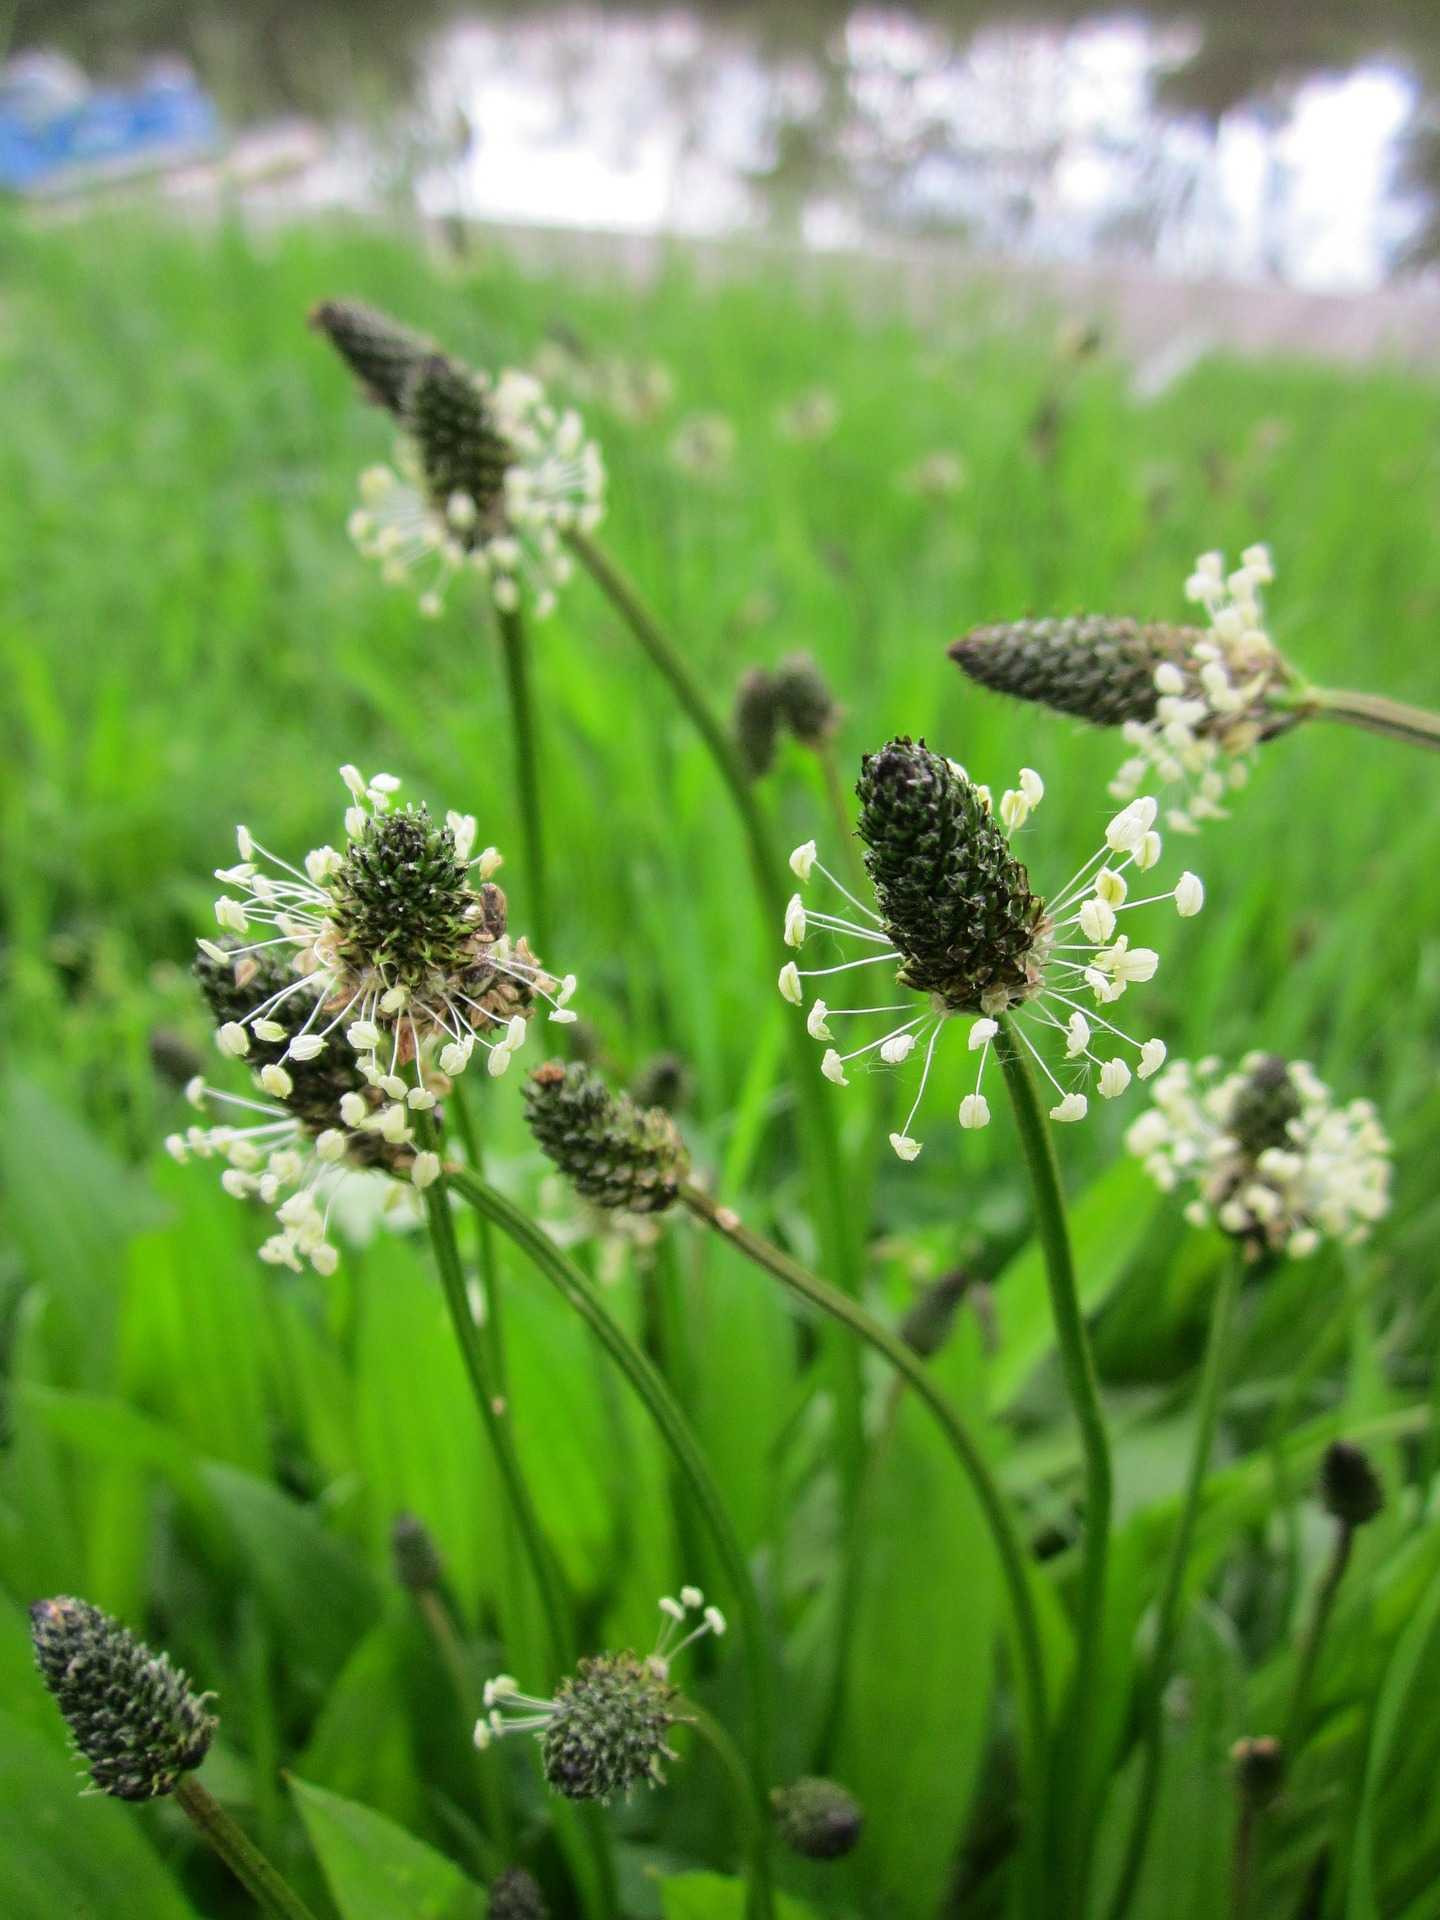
[2,207,1439,1918]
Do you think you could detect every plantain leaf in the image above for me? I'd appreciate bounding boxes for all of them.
[290,1774,485,1920]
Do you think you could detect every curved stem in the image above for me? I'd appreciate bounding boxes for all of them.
[1306,685,1440,753]
[496,604,550,949]
[566,529,864,1466]
[416,1588,511,1870]
[1283,1519,1355,1754]
[411,1112,571,1673]
[682,1698,776,1920]
[446,1078,507,1382]
[174,1776,320,1920]
[1106,1245,1245,1920]
[677,1180,1048,1786]
[446,1163,777,1920]
[995,1018,1111,1910]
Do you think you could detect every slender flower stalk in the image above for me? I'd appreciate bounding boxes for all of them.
[1284,1442,1385,1753]
[30,1598,318,1920]
[564,524,865,1471]
[993,1023,1111,1911]
[674,1179,1049,1785]
[1305,684,1440,752]
[443,1162,777,1920]
[1229,1737,1284,1920]
[1105,1246,1246,1920]
[411,1108,573,1673]
[496,602,550,948]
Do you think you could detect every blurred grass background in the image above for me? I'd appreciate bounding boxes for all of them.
[3,207,1440,1918]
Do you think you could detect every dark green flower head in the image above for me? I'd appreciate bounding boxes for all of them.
[310,298,435,415]
[1231,1735,1285,1811]
[733,667,783,779]
[523,1062,688,1213]
[390,1511,445,1592]
[1227,1054,1302,1159]
[774,651,841,745]
[1320,1441,1384,1529]
[31,1596,216,1801]
[329,804,494,992]
[949,616,1203,729]
[539,1653,679,1802]
[403,353,514,533]
[772,1777,865,1860]
[856,738,1047,1013]
[488,1867,549,1920]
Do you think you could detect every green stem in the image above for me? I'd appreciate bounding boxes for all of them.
[1283,1519,1355,1754]
[416,1588,511,1870]
[496,603,550,949]
[1306,685,1440,753]
[567,527,864,1474]
[174,1776,320,1920]
[996,1017,1111,1911]
[1232,1804,1257,1920]
[413,1117,618,1919]
[411,1112,572,1673]
[1106,1245,1244,1920]
[677,1180,1048,1787]
[683,1696,775,1920]
[816,741,868,897]
[446,1164,777,1920]
[446,1079,506,1382]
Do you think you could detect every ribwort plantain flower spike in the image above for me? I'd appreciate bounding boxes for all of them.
[475,1588,725,1803]
[773,651,841,746]
[317,300,605,620]
[771,1777,865,1860]
[1319,1440,1385,1529]
[953,545,1301,833]
[523,1062,688,1212]
[733,667,784,779]
[1126,1053,1392,1259]
[488,1867,549,1920]
[309,298,435,415]
[31,1597,216,1801]
[390,1511,446,1593]
[168,769,578,1270]
[1231,1735,1285,1811]
[782,737,1197,1157]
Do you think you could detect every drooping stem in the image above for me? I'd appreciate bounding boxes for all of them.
[411,1112,571,1673]
[676,1179,1048,1784]
[1306,685,1440,753]
[174,1777,321,1920]
[415,1587,511,1869]
[495,603,550,949]
[446,1164,777,1920]
[682,1695,775,1920]
[566,530,864,1466]
[445,1078,507,1382]
[995,1018,1111,1909]
[1106,1245,1245,1920]
[1283,1517,1356,1754]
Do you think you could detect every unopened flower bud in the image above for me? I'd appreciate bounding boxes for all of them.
[773,652,841,745]
[733,667,783,780]
[524,1063,688,1213]
[30,1596,216,1801]
[898,1268,973,1360]
[309,298,435,415]
[771,1776,865,1860]
[1320,1441,1384,1529]
[391,1511,446,1592]
[488,1866,549,1920]
[630,1051,693,1113]
[950,616,1203,729]
[1230,1735,1285,1812]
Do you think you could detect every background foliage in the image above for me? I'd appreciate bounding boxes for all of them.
[2,207,1439,1917]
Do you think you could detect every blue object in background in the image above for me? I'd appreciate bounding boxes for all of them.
[0,52,221,194]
